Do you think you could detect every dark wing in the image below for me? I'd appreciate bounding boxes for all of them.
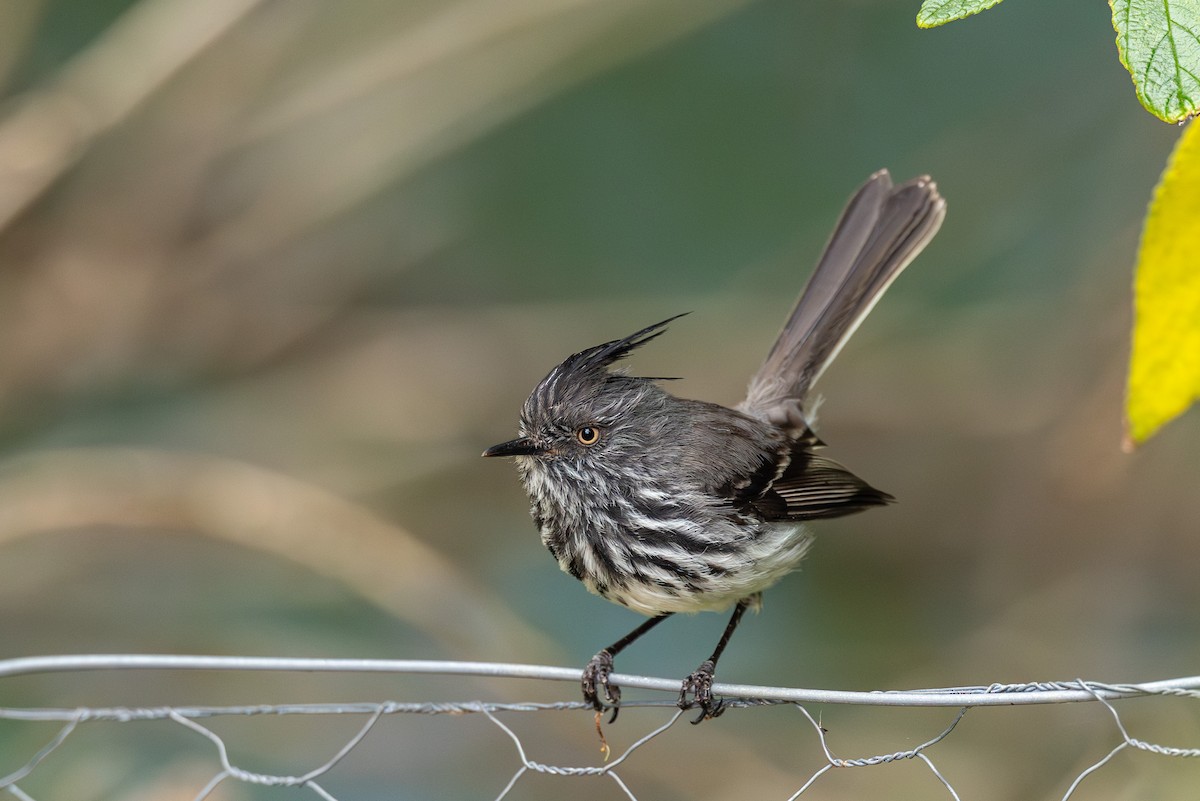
[722,432,893,522]
[686,400,891,524]
[763,448,893,520]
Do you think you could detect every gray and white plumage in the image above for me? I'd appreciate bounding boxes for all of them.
[486,170,945,619]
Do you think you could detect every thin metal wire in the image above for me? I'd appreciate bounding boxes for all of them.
[479,704,685,801]
[0,714,81,788]
[3,653,1198,707]
[790,703,968,799]
[3,656,1200,801]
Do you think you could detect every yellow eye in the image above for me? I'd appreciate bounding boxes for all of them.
[575,426,601,446]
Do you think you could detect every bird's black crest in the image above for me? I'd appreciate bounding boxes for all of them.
[565,313,689,375]
[522,314,688,421]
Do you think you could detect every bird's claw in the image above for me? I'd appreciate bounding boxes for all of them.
[582,649,622,723]
[679,659,725,723]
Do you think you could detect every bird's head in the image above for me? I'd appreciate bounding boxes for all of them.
[482,315,686,466]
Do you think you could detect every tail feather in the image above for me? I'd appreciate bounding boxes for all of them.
[740,170,945,430]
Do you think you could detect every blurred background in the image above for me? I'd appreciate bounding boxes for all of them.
[0,0,1197,798]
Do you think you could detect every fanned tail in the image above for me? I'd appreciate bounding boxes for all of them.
[740,170,945,430]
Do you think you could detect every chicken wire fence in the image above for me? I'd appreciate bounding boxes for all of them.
[2,655,1200,801]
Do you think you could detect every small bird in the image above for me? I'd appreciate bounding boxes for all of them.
[484,170,945,722]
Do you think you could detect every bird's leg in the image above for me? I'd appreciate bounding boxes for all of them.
[679,599,750,723]
[583,613,673,723]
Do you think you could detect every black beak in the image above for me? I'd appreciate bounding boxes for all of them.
[482,437,544,458]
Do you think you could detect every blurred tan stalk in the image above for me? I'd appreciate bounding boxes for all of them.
[0,0,268,230]
[0,446,557,661]
[0,0,754,648]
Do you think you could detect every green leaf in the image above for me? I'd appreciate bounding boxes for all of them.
[1111,0,1200,122]
[1126,120,1200,446]
[916,0,1005,28]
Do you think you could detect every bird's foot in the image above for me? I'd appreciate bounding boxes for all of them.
[678,659,725,724]
[582,649,622,723]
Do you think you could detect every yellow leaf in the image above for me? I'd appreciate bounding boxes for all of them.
[1126,119,1200,447]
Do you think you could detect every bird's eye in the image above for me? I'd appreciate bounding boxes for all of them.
[575,426,601,446]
